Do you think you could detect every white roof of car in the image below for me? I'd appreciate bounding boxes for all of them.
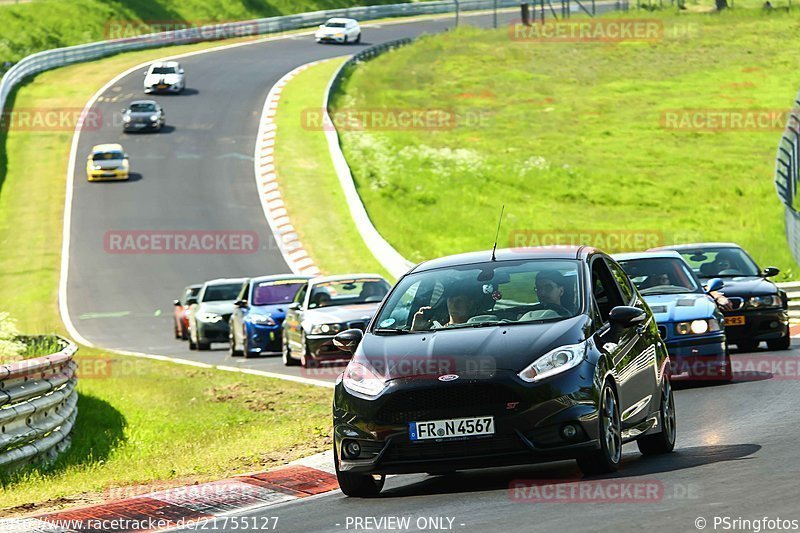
[149,61,180,68]
[325,17,356,24]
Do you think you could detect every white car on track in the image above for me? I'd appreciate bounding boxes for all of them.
[143,61,186,94]
[315,18,361,44]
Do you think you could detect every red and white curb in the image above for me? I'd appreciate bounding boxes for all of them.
[254,62,325,277]
[4,452,337,532]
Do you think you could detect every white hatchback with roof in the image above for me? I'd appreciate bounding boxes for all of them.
[315,18,361,44]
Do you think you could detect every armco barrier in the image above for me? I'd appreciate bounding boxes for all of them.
[0,336,78,470]
[0,0,523,117]
[774,93,800,264]
[778,281,800,321]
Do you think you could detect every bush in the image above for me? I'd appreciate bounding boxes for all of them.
[0,312,25,364]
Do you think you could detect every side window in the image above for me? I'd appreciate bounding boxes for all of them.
[606,259,635,304]
[591,258,625,323]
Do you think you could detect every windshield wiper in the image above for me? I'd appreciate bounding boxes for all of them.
[373,328,412,335]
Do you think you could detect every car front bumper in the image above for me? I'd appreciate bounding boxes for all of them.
[196,320,230,343]
[145,83,181,93]
[333,364,607,475]
[722,308,789,343]
[306,334,352,362]
[244,322,282,354]
[123,121,160,131]
[664,332,728,381]
[316,34,346,43]
[87,169,129,181]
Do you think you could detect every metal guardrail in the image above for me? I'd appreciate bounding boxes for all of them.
[0,336,78,470]
[774,96,800,265]
[0,0,524,116]
[777,281,800,320]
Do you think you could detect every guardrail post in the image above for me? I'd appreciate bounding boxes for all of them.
[521,2,531,25]
[454,0,460,27]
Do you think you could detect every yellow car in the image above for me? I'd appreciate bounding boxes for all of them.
[87,143,130,181]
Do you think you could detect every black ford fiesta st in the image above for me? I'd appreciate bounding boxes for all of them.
[331,246,676,497]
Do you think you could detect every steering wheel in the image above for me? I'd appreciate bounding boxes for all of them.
[538,302,571,317]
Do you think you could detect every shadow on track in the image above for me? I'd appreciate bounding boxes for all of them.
[378,444,760,499]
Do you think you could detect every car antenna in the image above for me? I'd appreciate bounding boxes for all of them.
[491,205,505,262]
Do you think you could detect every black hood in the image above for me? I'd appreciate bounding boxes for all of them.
[355,315,589,379]
[715,276,779,297]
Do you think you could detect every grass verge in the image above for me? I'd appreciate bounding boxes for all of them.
[332,9,800,278]
[0,36,333,515]
[273,57,393,279]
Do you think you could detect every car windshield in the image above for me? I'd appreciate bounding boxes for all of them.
[676,247,760,278]
[202,283,243,302]
[151,66,176,74]
[129,103,156,112]
[618,257,702,295]
[92,151,124,160]
[373,259,582,333]
[308,278,389,309]
[325,22,347,28]
[252,281,305,306]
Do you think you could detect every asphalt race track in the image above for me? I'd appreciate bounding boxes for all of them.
[67,11,522,382]
[180,347,800,532]
[63,6,800,531]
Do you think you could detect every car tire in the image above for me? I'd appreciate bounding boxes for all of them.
[343,35,348,44]
[174,321,181,339]
[736,340,759,352]
[189,337,197,350]
[181,326,189,341]
[767,330,791,351]
[282,334,299,366]
[300,337,317,368]
[636,375,676,455]
[577,382,621,476]
[335,448,385,497]
[355,32,361,44]
[198,341,211,351]
[229,330,243,357]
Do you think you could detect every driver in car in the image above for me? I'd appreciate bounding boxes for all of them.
[410,281,481,331]
[519,270,572,320]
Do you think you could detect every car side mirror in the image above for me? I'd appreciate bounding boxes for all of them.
[287,302,300,310]
[179,69,184,74]
[173,299,181,306]
[609,306,647,329]
[143,71,148,75]
[186,297,198,305]
[705,278,724,293]
[333,329,363,353]
[762,266,780,278]
[234,299,248,308]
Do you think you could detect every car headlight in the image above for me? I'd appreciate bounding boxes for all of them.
[197,312,222,323]
[747,295,781,309]
[310,323,342,335]
[675,319,721,335]
[150,114,159,122]
[343,360,386,398]
[122,115,131,123]
[518,341,586,383]
[247,313,276,325]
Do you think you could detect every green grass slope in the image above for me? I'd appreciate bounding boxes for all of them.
[333,9,800,277]
[0,0,407,65]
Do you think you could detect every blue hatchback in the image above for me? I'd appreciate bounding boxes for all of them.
[615,251,731,382]
[229,275,312,358]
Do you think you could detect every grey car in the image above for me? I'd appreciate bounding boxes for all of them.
[188,278,246,351]
[122,100,165,132]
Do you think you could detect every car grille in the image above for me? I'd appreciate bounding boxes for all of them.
[346,320,367,331]
[727,297,745,311]
[376,383,517,425]
[382,435,528,462]
[657,325,668,339]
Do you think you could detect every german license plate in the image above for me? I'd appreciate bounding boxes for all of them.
[409,416,494,441]
[726,315,745,326]
[157,84,168,89]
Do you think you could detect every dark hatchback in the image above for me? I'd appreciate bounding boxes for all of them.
[652,243,790,351]
[331,247,676,496]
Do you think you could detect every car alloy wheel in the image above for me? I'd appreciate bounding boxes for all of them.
[637,375,677,455]
[577,382,621,476]
[282,334,299,366]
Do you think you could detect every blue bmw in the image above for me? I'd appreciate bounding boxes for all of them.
[229,275,312,358]
[615,251,731,382]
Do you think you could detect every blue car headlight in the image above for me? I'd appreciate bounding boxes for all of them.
[675,319,721,335]
[247,313,276,325]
